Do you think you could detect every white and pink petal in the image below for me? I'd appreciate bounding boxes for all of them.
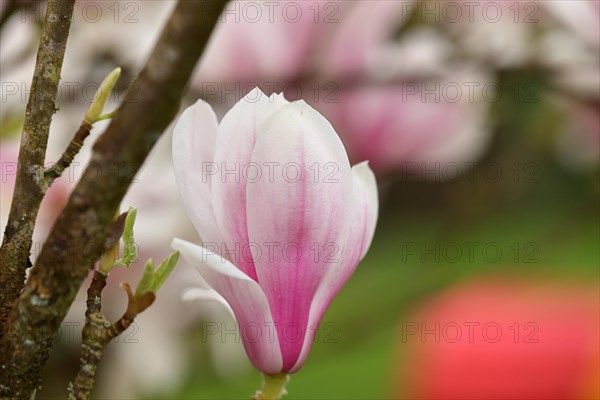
[246,101,354,371]
[211,88,288,280]
[172,238,283,374]
[172,100,223,245]
[290,161,378,372]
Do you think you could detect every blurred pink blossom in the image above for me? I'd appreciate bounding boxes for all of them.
[194,1,407,84]
[0,138,71,250]
[191,1,493,177]
[314,72,492,176]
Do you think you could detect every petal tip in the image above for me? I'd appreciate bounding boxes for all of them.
[244,86,267,103]
[352,160,377,181]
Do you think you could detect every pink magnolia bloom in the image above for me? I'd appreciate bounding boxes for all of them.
[315,82,491,176]
[192,1,406,85]
[171,88,378,374]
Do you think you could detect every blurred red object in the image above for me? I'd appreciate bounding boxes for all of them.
[394,276,600,399]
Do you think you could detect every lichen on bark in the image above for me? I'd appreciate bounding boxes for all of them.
[0,0,76,338]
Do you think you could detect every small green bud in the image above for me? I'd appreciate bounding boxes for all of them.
[135,259,154,299]
[84,67,121,124]
[134,252,179,299]
[149,251,179,293]
[113,206,137,268]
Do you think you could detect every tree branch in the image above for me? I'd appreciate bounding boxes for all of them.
[68,274,155,400]
[0,0,75,332]
[44,122,92,184]
[0,1,227,398]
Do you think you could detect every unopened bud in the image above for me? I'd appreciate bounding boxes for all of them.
[84,67,121,124]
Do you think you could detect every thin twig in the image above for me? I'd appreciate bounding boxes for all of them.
[0,1,227,398]
[68,274,155,400]
[0,0,75,336]
[44,122,92,184]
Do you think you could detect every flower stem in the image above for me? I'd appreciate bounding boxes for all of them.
[254,373,290,400]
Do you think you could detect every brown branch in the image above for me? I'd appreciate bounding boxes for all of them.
[68,271,109,400]
[0,0,75,334]
[0,1,227,398]
[68,276,155,400]
[44,122,92,183]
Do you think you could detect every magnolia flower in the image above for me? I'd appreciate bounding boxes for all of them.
[314,72,492,176]
[171,88,378,374]
[192,1,406,86]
